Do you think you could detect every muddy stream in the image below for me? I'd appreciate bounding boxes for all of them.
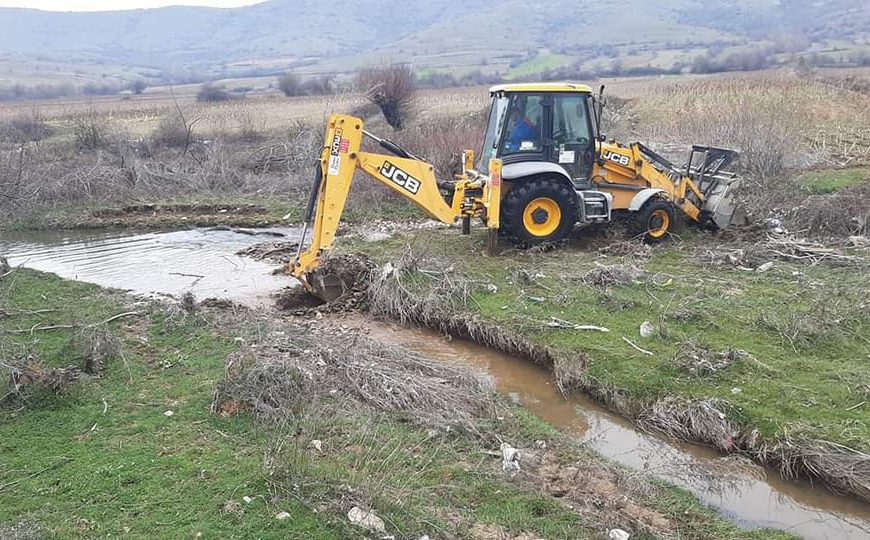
[2,227,869,539]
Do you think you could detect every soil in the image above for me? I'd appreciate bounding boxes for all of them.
[526,448,673,535]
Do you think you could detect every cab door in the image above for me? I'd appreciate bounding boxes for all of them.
[548,94,595,184]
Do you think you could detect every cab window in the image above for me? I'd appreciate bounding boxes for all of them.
[502,95,543,155]
[551,95,591,147]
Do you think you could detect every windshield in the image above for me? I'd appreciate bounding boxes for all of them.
[479,95,508,172]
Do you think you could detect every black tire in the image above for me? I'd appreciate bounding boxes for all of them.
[500,176,578,246]
[630,198,675,243]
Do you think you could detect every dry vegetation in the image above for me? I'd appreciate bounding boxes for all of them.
[0,84,486,227]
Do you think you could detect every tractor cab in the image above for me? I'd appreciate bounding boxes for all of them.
[479,83,599,187]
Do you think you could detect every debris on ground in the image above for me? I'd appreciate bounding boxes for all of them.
[672,343,746,377]
[347,506,385,533]
[274,511,292,521]
[544,317,610,333]
[212,325,498,430]
[4,355,81,399]
[597,240,652,260]
[236,241,299,264]
[583,264,643,287]
[501,442,521,473]
[699,233,864,269]
[72,327,120,375]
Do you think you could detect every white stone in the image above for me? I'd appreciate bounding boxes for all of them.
[608,529,630,540]
[347,506,385,533]
[639,321,654,338]
[275,511,291,521]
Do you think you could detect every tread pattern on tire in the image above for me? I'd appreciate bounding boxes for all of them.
[500,176,578,247]
[629,197,675,243]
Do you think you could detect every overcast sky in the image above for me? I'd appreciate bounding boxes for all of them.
[0,0,263,10]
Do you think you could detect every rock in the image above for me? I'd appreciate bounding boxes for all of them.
[608,529,630,540]
[242,496,253,504]
[500,442,521,473]
[163,410,174,417]
[275,511,291,521]
[731,387,743,395]
[639,321,654,338]
[347,506,385,533]
[755,261,774,273]
[360,231,392,243]
[310,439,323,452]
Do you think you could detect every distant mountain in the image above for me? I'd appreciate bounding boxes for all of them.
[0,0,867,85]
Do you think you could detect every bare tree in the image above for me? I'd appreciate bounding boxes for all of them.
[355,64,416,130]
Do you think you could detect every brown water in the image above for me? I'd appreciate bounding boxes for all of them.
[0,228,296,306]
[2,228,869,539]
[351,319,870,540]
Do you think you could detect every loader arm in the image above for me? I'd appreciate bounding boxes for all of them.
[291,114,501,298]
[594,142,742,228]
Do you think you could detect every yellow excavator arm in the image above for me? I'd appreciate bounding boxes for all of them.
[291,114,502,298]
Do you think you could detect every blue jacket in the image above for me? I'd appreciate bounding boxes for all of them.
[508,120,537,151]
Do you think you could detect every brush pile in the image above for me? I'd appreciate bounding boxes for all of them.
[212,324,498,432]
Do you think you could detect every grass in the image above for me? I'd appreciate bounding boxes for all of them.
[345,228,870,449]
[0,270,792,538]
[798,167,868,194]
[507,53,572,79]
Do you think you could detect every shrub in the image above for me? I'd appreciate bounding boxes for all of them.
[128,79,148,95]
[277,72,302,97]
[152,109,195,149]
[196,83,233,103]
[71,111,107,150]
[356,64,416,130]
[0,112,52,143]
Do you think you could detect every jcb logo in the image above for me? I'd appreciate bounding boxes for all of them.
[602,150,631,167]
[380,161,421,195]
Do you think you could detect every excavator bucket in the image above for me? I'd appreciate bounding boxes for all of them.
[685,146,748,229]
[305,270,347,303]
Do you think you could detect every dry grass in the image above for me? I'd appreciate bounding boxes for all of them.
[212,326,498,433]
[758,437,870,501]
[638,398,739,451]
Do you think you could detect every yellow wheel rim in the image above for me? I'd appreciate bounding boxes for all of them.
[648,208,670,238]
[523,197,562,237]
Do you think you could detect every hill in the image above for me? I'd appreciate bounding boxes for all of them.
[0,0,868,88]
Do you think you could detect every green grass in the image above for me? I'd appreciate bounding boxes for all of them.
[798,167,868,194]
[0,270,791,538]
[507,53,573,78]
[347,229,870,448]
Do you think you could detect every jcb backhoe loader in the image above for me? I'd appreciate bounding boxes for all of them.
[292,82,744,300]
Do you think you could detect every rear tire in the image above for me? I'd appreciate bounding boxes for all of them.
[500,177,578,247]
[630,198,675,243]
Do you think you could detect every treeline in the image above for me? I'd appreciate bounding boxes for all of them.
[0,80,149,102]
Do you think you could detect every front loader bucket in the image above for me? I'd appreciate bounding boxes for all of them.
[703,177,748,229]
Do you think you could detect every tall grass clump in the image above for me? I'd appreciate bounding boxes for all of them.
[356,64,416,130]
